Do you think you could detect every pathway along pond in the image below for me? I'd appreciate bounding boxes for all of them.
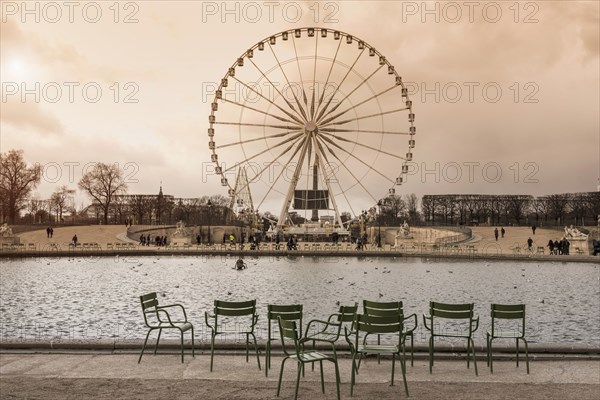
[1,255,598,344]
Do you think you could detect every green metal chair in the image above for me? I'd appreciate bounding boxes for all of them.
[276,318,341,400]
[265,304,303,377]
[304,303,358,354]
[345,313,409,397]
[423,301,479,375]
[363,300,418,366]
[487,304,529,374]
[205,299,261,372]
[303,303,358,371]
[138,292,194,363]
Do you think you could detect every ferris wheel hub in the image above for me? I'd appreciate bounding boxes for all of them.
[304,121,318,134]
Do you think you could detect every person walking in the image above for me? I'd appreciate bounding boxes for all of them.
[501,227,505,238]
[72,234,78,247]
[531,224,536,235]
[527,237,533,252]
[494,227,499,241]
[547,239,554,254]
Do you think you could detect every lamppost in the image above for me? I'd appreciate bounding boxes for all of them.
[377,199,383,248]
[207,199,212,245]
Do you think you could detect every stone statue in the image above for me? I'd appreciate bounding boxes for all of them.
[172,221,189,237]
[401,220,411,236]
[0,223,13,237]
[564,225,588,239]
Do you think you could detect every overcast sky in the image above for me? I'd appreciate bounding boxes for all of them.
[1,0,598,215]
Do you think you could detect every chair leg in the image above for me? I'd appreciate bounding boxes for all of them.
[489,337,494,374]
[210,333,216,372]
[521,338,530,374]
[294,362,302,400]
[191,326,195,358]
[318,360,325,393]
[429,336,434,373]
[470,337,478,376]
[410,333,414,367]
[180,329,185,363]
[400,351,409,397]
[138,329,152,363]
[467,338,471,368]
[486,333,490,367]
[350,354,358,397]
[333,359,341,400]
[245,333,250,362]
[277,357,289,397]
[516,337,520,367]
[265,339,271,377]
[391,353,396,386]
[251,333,262,370]
[153,328,162,355]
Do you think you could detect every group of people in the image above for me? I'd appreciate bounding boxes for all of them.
[546,238,571,255]
[139,234,168,247]
[354,233,369,251]
[45,227,54,238]
[493,227,506,240]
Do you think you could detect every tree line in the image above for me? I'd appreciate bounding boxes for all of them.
[1,149,598,228]
[421,193,599,227]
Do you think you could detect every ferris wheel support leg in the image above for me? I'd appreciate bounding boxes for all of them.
[314,140,346,229]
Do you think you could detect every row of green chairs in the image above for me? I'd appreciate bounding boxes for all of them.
[139,295,529,398]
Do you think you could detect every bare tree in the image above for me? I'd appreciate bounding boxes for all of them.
[506,195,532,225]
[50,186,75,223]
[0,150,42,223]
[78,163,127,224]
[547,194,571,226]
[405,193,419,225]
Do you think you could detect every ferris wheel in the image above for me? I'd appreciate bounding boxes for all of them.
[208,27,416,227]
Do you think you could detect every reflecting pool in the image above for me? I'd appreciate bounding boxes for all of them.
[1,255,598,344]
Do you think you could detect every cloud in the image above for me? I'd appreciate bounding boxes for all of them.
[0,100,64,135]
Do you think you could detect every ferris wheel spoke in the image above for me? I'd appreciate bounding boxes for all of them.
[247,58,306,123]
[291,36,310,111]
[222,132,305,173]
[220,97,303,126]
[215,121,300,130]
[320,107,410,128]
[236,135,305,199]
[316,38,343,115]
[318,134,396,185]
[315,137,378,204]
[310,34,319,120]
[231,76,305,125]
[268,42,309,122]
[320,127,410,135]
[255,135,309,210]
[315,48,366,124]
[317,64,384,125]
[318,84,400,126]
[216,129,303,149]
[319,130,409,160]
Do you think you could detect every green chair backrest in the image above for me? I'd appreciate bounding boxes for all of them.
[268,304,303,339]
[490,303,526,336]
[337,303,359,323]
[140,292,159,326]
[429,301,475,335]
[268,304,303,323]
[363,300,404,317]
[278,317,301,358]
[351,313,403,348]
[214,299,256,316]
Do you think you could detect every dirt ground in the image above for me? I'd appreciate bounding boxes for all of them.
[1,376,599,400]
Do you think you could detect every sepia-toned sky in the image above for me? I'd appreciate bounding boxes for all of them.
[1,0,599,214]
